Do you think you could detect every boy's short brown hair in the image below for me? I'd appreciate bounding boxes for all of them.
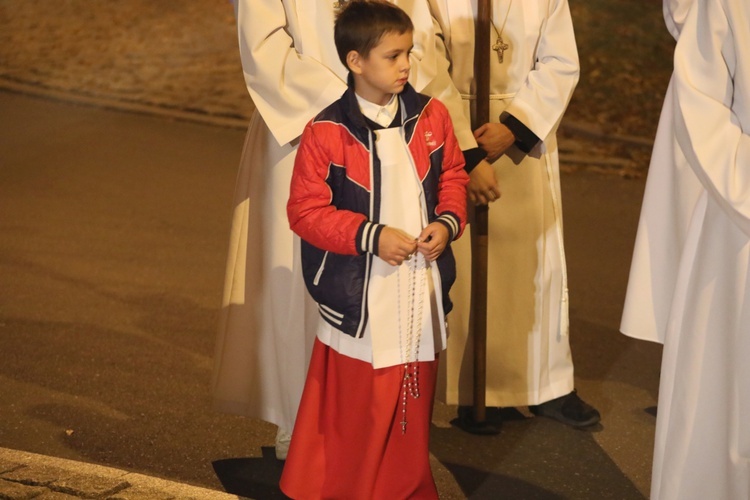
[334,0,414,68]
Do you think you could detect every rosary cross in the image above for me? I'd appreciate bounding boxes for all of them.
[492,36,509,63]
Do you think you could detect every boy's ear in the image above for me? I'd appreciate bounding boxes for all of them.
[346,50,363,75]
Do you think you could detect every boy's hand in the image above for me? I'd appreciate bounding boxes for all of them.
[467,160,501,206]
[417,223,450,261]
[474,122,515,163]
[378,226,418,266]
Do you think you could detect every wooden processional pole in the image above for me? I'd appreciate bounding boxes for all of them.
[470,0,492,429]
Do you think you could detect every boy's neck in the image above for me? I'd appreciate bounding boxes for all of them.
[350,71,398,106]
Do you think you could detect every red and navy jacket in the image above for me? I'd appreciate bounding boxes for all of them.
[287,82,468,338]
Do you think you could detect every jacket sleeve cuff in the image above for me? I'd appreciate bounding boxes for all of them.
[501,113,541,154]
[462,147,488,173]
[435,212,460,241]
[356,221,385,255]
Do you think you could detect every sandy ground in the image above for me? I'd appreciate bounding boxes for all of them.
[0,1,253,121]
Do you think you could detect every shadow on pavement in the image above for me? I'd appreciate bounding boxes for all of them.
[212,448,287,499]
[430,415,646,500]
[438,462,565,500]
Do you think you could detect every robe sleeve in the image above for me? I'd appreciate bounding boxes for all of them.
[503,0,579,143]
[235,0,347,147]
[672,0,750,236]
[663,0,694,41]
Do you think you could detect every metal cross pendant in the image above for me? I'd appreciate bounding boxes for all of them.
[492,36,509,63]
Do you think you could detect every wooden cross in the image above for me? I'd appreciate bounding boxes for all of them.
[492,36,509,63]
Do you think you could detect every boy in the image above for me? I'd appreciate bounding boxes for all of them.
[213,0,492,462]
[280,1,468,498]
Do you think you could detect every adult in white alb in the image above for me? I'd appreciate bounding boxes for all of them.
[430,0,600,428]
[624,0,750,497]
[211,0,493,459]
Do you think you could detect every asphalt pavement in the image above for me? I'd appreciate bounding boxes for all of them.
[0,87,662,499]
[0,91,256,499]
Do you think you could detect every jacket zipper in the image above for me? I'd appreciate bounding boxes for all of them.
[313,251,329,286]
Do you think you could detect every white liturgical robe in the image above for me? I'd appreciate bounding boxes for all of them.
[430,0,580,406]
[624,0,750,498]
[620,0,700,344]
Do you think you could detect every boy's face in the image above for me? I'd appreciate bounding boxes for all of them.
[347,30,413,106]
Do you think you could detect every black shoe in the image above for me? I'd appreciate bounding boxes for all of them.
[528,390,600,428]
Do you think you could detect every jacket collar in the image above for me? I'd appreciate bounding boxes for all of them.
[341,73,426,138]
